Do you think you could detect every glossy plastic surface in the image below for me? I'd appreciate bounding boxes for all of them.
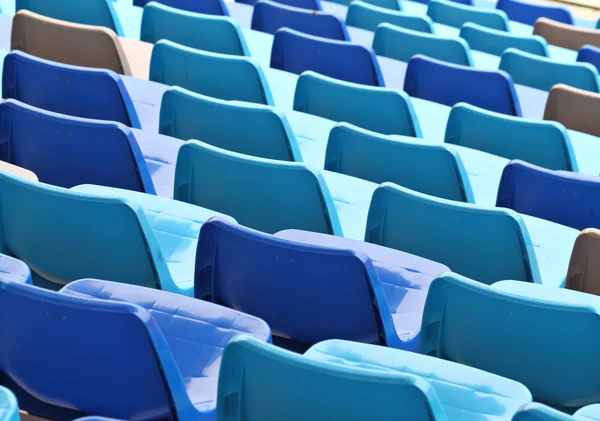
[346,1,434,33]
[459,23,549,56]
[0,387,18,421]
[135,0,229,16]
[427,0,510,30]
[0,254,31,285]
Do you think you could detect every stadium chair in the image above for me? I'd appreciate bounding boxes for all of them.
[496,0,574,25]
[3,51,141,128]
[373,23,473,66]
[0,387,18,421]
[305,339,533,420]
[346,1,434,33]
[459,23,549,56]
[195,217,449,351]
[513,403,600,420]
[575,405,600,420]
[270,28,384,86]
[174,140,342,235]
[159,87,300,161]
[499,48,600,92]
[16,0,123,35]
[544,84,600,138]
[0,162,38,183]
[140,2,248,55]
[404,55,522,116]
[534,18,600,50]
[325,123,474,202]
[427,0,510,31]
[577,44,600,73]
[497,160,600,230]
[326,0,402,10]
[251,0,349,40]
[134,0,229,16]
[11,10,131,76]
[293,71,422,136]
[0,278,270,421]
[0,254,31,285]
[421,272,600,410]
[445,103,576,171]
[365,183,541,284]
[0,100,155,193]
[567,229,600,296]
[236,0,322,10]
[150,40,274,105]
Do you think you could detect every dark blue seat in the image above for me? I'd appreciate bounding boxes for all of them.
[577,44,600,74]
[404,54,522,116]
[496,0,574,25]
[134,0,229,16]
[270,28,384,86]
[236,0,322,10]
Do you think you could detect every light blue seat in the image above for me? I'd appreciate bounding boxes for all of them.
[576,405,600,420]
[0,387,18,421]
[159,87,300,161]
[346,1,434,33]
[0,278,270,421]
[459,23,549,56]
[217,335,449,420]
[293,71,421,136]
[445,103,576,171]
[149,40,274,105]
[326,0,402,10]
[373,23,473,66]
[251,0,349,40]
[421,272,600,411]
[305,340,533,420]
[140,2,248,55]
[499,48,600,92]
[325,123,474,202]
[496,0,574,25]
[135,0,229,15]
[365,183,541,284]
[0,254,31,285]
[513,403,593,420]
[577,45,600,73]
[174,140,342,235]
[427,0,510,31]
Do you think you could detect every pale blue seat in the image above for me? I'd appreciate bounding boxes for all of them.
[326,0,402,10]
[459,23,549,56]
[0,254,31,285]
[0,387,18,421]
[513,403,600,420]
[576,405,600,420]
[496,0,574,25]
[135,0,230,15]
[427,0,510,31]
[346,1,434,33]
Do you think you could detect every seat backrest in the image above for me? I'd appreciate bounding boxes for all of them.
[196,218,388,345]
[577,44,600,73]
[497,160,600,230]
[445,103,575,171]
[347,1,433,33]
[512,403,577,421]
[567,228,600,296]
[421,272,600,408]
[3,51,140,128]
[240,0,323,10]
[0,386,18,421]
[0,170,169,289]
[404,54,522,116]
[160,87,300,161]
[499,48,600,92]
[427,0,509,30]
[459,23,549,56]
[544,84,600,138]
[496,0,573,25]
[534,18,600,50]
[270,28,384,86]
[365,183,540,284]
[327,0,402,9]
[11,10,131,76]
[150,40,273,105]
[217,336,448,421]
[134,0,229,15]
[373,23,473,66]
[0,100,154,193]
[326,123,473,202]
[140,2,247,54]
[174,140,342,235]
[252,0,349,40]
[293,71,421,136]
[0,161,37,182]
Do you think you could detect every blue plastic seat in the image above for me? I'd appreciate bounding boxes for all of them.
[0,387,18,421]
[293,71,421,136]
[160,87,300,161]
[135,0,229,16]
[499,48,600,92]
[3,51,141,129]
[404,54,522,116]
[576,405,600,420]
[346,1,434,33]
[496,0,574,25]
[326,123,474,202]
[513,403,585,420]
[445,103,576,171]
[0,100,155,193]
[459,23,549,56]
[497,160,600,230]
[174,140,342,235]
[577,45,600,73]
[427,0,510,31]
[0,254,32,285]
[366,183,541,284]
[374,23,473,66]
[251,0,349,40]
[421,272,600,410]
[140,2,247,55]
[195,217,449,351]
[0,278,270,421]
[149,40,274,105]
[16,0,123,35]
[270,28,384,86]
[236,0,322,9]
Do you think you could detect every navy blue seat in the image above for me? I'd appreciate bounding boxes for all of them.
[271,28,384,86]
[496,0,574,25]
[577,44,600,74]
[134,0,229,16]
